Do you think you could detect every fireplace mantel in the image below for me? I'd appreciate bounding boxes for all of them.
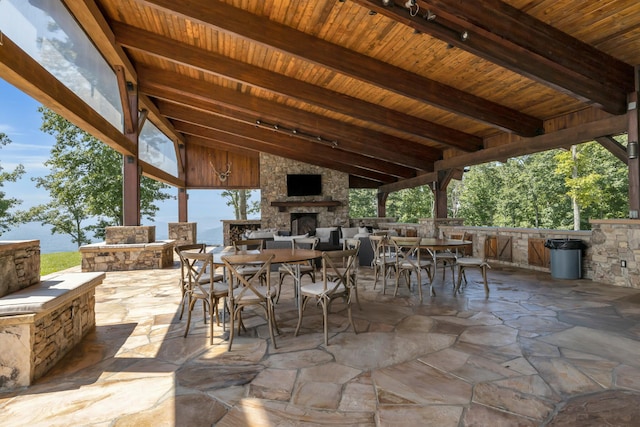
[271,200,342,212]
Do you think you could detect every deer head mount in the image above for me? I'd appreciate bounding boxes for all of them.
[209,156,232,182]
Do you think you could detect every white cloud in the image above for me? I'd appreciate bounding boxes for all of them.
[0,123,16,133]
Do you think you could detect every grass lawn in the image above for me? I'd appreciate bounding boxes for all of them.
[41,251,82,276]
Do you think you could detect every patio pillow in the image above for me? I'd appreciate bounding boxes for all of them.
[247,230,277,239]
[273,233,309,241]
[315,227,338,243]
[341,227,359,239]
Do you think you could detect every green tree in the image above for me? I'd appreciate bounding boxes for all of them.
[387,185,434,223]
[349,188,377,218]
[22,108,172,246]
[222,189,260,220]
[0,133,26,235]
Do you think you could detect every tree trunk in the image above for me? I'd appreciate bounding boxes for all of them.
[239,190,247,220]
[572,145,581,230]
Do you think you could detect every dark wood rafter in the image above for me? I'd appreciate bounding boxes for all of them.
[436,115,628,171]
[139,70,438,171]
[160,101,413,178]
[115,66,135,134]
[112,22,482,152]
[358,0,633,115]
[173,121,397,183]
[596,136,628,165]
[139,0,543,136]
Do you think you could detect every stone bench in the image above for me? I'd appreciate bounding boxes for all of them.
[79,240,174,271]
[0,272,105,391]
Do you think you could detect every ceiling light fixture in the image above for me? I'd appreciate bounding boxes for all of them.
[404,0,419,16]
[255,119,338,148]
[381,0,393,6]
[424,10,436,21]
[460,31,469,41]
[629,140,639,159]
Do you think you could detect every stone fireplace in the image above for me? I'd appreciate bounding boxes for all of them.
[260,153,349,232]
[291,213,317,235]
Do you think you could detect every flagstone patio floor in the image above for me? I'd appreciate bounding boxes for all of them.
[2,260,640,426]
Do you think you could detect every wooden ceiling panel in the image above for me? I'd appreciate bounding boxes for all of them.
[37,0,638,189]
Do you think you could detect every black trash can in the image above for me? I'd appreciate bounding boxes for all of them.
[544,239,585,279]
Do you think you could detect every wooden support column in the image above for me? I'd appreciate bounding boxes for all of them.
[377,191,388,218]
[629,67,640,219]
[177,143,188,222]
[178,188,188,222]
[432,169,455,219]
[118,67,140,226]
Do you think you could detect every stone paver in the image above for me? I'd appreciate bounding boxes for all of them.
[2,263,640,425]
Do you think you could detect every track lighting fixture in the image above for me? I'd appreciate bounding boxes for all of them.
[255,119,339,148]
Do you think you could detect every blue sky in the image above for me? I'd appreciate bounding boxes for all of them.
[0,78,248,247]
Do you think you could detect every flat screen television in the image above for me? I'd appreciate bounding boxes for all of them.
[287,174,322,197]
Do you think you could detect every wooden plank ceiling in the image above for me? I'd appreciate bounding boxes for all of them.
[84,0,639,189]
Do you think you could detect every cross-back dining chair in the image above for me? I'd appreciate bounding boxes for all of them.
[276,236,319,302]
[328,238,362,309]
[433,233,464,284]
[389,236,434,301]
[232,239,266,284]
[180,251,228,345]
[175,243,217,320]
[222,253,278,351]
[369,235,396,293]
[295,248,358,346]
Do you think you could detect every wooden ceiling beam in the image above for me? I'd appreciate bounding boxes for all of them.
[436,115,628,171]
[175,121,395,183]
[160,102,415,179]
[139,0,542,136]
[112,22,482,151]
[139,69,437,170]
[359,0,633,115]
[596,136,628,165]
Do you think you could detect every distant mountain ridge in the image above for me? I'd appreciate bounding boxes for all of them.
[2,222,224,254]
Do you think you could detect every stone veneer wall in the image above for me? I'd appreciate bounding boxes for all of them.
[259,153,349,231]
[590,219,640,288]
[106,226,155,244]
[80,242,174,272]
[439,225,593,278]
[0,241,40,298]
[168,222,197,246]
[0,288,96,390]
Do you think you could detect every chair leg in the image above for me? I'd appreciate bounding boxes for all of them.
[208,300,214,345]
[295,296,310,337]
[184,297,196,338]
[228,305,237,351]
[455,265,463,295]
[482,265,489,296]
[322,299,329,346]
[267,301,278,349]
